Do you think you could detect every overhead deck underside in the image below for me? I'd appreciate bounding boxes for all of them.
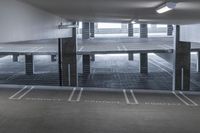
[19,0,200,24]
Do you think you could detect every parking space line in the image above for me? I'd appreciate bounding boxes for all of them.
[122,45,127,51]
[17,86,34,100]
[130,90,139,104]
[117,46,121,51]
[76,88,83,102]
[179,91,198,106]
[149,60,172,76]
[68,88,76,101]
[78,46,84,51]
[172,91,189,106]
[9,86,27,99]
[123,89,130,104]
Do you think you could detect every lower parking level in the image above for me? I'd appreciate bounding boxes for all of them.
[0,85,199,133]
[0,53,200,91]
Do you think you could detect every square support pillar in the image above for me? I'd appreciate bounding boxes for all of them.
[51,55,57,62]
[197,52,200,72]
[25,55,34,75]
[13,54,19,62]
[167,25,173,36]
[91,54,95,62]
[173,25,191,91]
[90,22,95,38]
[128,53,134,61]
[82,22,90,40]
[140,24,148,38]
[83,55,90,77]
[128,23,133,37]
[140,53,148,74]
[58,24,77,86]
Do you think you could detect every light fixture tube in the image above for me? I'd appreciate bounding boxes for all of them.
[156,2,176,14]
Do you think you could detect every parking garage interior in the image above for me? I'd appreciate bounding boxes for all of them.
[0,0,200,133]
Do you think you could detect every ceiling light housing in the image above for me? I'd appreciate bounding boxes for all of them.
[156,2,176,14]
[131,21,136,24]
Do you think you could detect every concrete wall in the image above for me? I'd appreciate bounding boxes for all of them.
[180,24,200,43]
[0,0,72,43]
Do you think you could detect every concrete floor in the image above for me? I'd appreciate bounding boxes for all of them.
[0,85,199,133]
[79,53,200,91]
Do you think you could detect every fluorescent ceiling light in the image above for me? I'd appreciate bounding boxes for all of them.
[156,2,176,14]
[58,24,78,29]
[130,19,138,24]
[131,21,136,24]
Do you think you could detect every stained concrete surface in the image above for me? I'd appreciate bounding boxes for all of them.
[0,85,199,133]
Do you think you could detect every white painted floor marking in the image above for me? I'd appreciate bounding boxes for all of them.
[6,73,20,81]
[9,86,27,99]
[117,46,121,51]
[122,45,127,51]
[76,88,83,102]
[130,90,139,104]
[145,102,181,106]
[78,46,84,51]
[123,89,130,104]
[84,100,120,104]
[172,91,189,106]
[25,98,63,102]
[17,86,34,100]
[32,47,43,52]
[149,60,172,76]
[179,91,198,106]
[68,88,76,101]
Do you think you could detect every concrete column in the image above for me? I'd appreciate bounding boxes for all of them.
[25,55,34,75]
[82,22,90,39]
[91,55,95,62]
[197,52,200,72]
[128,53,134,61]
[167,25,173,36]
[140,53,148,74]
[139,24,148,73]
[51,55,57,62]
[58,24,77,86]
[83,55,90,77]
[13,54,19,62]
[151,24,157,33]
[173,25,191,91]
[140,24,148,38]
[128,23,133,37]
[90,22,95,38]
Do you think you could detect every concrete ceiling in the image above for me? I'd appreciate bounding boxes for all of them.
[19,0,200,24]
